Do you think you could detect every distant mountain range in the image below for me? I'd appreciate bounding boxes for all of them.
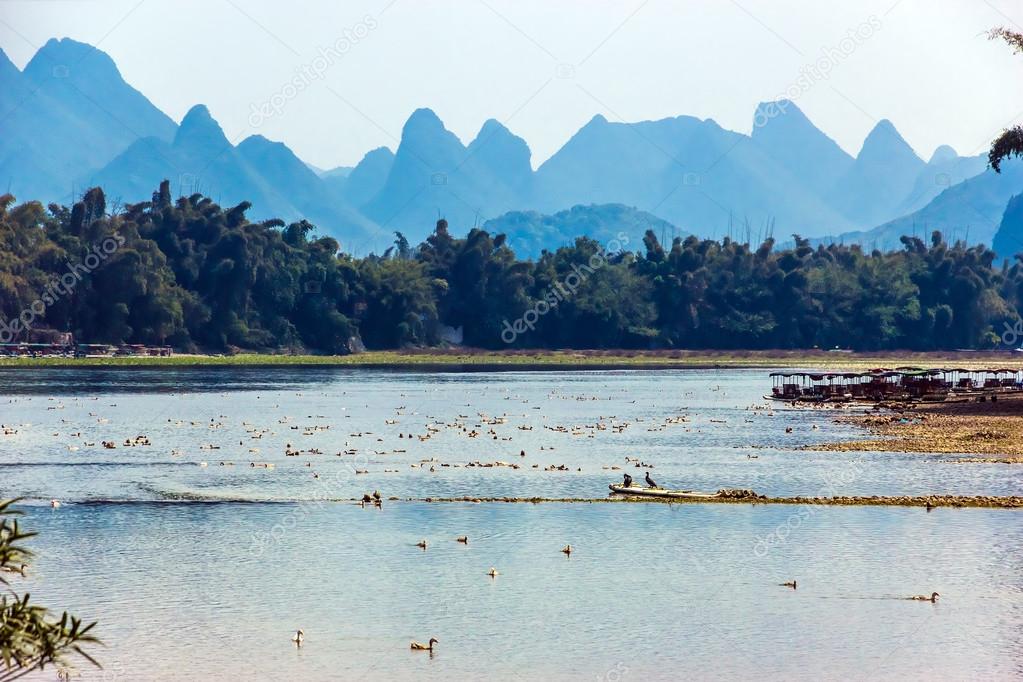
[3,37,1022,257]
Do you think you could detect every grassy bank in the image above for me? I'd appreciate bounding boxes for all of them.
[4,348,1023,370]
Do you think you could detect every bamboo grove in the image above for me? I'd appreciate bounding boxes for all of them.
[1,181,1020,353]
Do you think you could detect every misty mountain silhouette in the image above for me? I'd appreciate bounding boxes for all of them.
[2,37,1015,256]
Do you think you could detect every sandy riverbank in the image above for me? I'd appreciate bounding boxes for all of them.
[815,393,1023,461]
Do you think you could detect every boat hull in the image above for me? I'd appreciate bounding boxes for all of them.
[608,485,719,499]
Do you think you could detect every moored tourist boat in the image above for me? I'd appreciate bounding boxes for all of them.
[767,368,1023,404]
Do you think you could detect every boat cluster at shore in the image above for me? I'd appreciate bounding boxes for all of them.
[769,367,1023,404]
[0,341,172,358]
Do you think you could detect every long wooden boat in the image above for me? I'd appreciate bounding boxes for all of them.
[608,484,720,499]
[761,394,853,403]
[763,393,972,405]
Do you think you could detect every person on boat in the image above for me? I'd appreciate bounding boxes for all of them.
[623,472,633,487]
[645,471,658,488]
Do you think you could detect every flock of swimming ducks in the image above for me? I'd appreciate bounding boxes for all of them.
[17,394,828,490]
[6,391,818,489]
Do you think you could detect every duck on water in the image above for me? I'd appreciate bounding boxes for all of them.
[411,638,438,651]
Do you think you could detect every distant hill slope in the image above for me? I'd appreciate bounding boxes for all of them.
[89,105,379,245]
[896,145,988,216]
[533,110,855,239]
[825,119,926,227]
[332,146,394,209]
[482,204,682,258]
[749,100,853,197]
[361,109,534,243]
[0,38,176,204]
[810,159,1023,251]
[992,192,1023,260]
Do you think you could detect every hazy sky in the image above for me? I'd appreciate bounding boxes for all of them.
[3,0,1023,169]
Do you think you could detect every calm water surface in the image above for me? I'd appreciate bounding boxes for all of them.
[1,368,1021,680]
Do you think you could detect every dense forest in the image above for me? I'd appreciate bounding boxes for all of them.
[1,181,1021,352]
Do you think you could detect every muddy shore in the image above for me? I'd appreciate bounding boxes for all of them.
[813,392,1023,461]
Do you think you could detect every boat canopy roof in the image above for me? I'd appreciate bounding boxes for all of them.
[768,368,1001,379]
[769,371,894,379]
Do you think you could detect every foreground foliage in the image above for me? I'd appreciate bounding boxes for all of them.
[1,182,1022,352]
[0,499,99,680]
[989,26,1023,172]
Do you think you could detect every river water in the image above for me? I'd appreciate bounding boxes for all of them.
[1,368,1020,680]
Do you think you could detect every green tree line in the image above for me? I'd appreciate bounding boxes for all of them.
[1,181,1021,352]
